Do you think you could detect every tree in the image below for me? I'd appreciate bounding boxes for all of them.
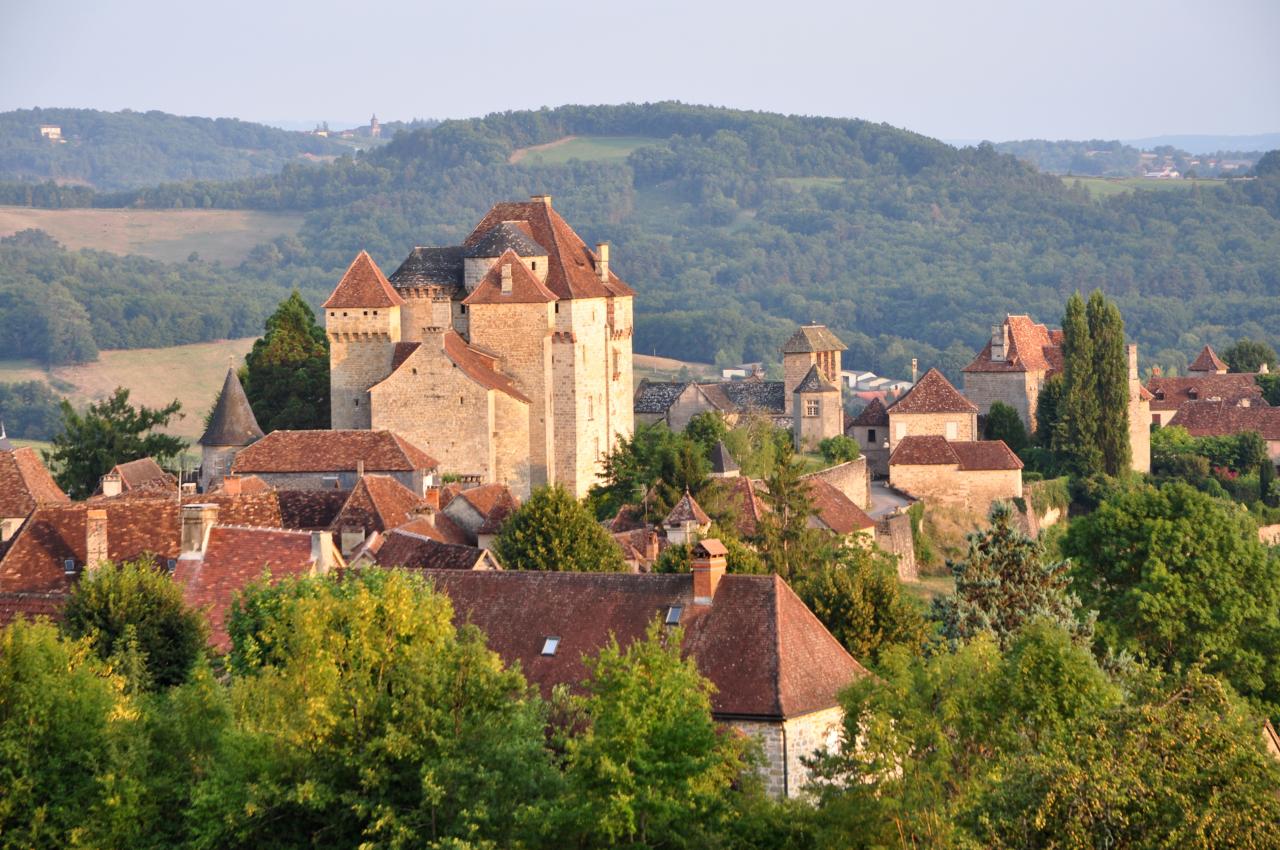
[195,569,556,848]
[1033,373,1064,448]
[61,559,208,689]
[495,484,628,572]
[756,440,827,580]
[547,621,748,846]
[1254,149,1280,177]
[1053,291,1102,475]
[684,411,729,456]
[1222,337,1279,373]
[589,423,709,522]
[933,502,1092,650]
[241,291,330,432]
[1063,481,1280,714]
[982,401,1029,454]
[818,434,862,465]
[1088,289,1132,476]
[794,545,927,665]
[43,387,185,499]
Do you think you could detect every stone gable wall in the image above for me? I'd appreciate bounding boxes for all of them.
[963,371,1043,431]
[794,391,844,451]
[888,410,978,450]
[890,463,1022,513]
[733,706,845,798]
[874,512,917,580]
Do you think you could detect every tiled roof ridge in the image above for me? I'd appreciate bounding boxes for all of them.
[1190,345,1228,372]
[323,250,406,309]
[890,368,977,414]
[461,249,558,305]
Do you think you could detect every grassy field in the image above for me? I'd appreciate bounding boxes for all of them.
[0,338,256,441]
[1061,176,1228,199]
[510,136,663,166]
[902,575,955,605]
[633,352,719,384]
[0,206,304,264]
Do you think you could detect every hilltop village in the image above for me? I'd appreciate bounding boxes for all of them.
[4,196,1280,821]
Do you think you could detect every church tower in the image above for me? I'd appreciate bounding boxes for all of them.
[325,251,403,429]
[781,325,846,414]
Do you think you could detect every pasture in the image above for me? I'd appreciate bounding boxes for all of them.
[1061,175,1229,199]
[510,136,663,166]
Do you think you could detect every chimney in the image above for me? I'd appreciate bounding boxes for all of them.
[646,529,660,562]
[221,474,242,496]
[100,472,122,497]
[423,486,441,512]
[356,459,365,479]
[1128,344,1139,382]
[531,194,552,208]
[85,509,109,569]
[990,324,1006,362]
[911,357,918,384]
[596,242,610,282]
[311,530,337,573]
[180,504,219,555]
[1261,362,1271,375]
[501,263,513,295]
[691,538,728,604]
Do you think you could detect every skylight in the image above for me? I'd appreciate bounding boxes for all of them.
[665,605,683,626]
[63,559,76,574]
[541,636,560,656]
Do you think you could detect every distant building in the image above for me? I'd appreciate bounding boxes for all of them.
[231,429,438,494]
[370,114,381,139]
[1187,344,1229,376]
[846,398,890,477]
[889,435,1023,513]
[1169,398,1280,468]
[887,368,978,451]
[199,368,264,492]
[38,125,62,141]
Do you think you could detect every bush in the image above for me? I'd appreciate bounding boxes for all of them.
[818,435,861,465]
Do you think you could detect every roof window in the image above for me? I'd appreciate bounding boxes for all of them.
[665,605,683,626]
[166,558,177,572]
[541,636,560,656]
[63,559,76,574]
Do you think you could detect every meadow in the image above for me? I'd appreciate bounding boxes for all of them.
[509,135,663,165]
[1060,175,1229,198]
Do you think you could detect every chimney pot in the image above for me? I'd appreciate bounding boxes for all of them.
[85,508,109,570]
[180,504,219,556]
[423,486,441,512]
[531,194,552,207]
[596,242,610,282]
[691,538,728,604]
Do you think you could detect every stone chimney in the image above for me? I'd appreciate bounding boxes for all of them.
[501,262,513,295]
[911,357,918,384]
[311,530,337,573]
[596,242,610,282]
[646,529,660,563]
[531,194,552,208]
[100,472,122,498]
[691,538,728,605]
[180,504,219,555]
[1128,343,1139,382]
[85,508,109,569]
[422,486,441,512]
[990,324,1007,362]
[221,474,243,496]
[356,459,365,479]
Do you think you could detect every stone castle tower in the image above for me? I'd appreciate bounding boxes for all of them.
[198,368,264,491]
[324,196,634,498]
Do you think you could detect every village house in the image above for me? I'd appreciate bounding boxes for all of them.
[364,528,501,572]
[231,429,438,494]
[1145,344,1265,428]
[887,368,978,450]
[1168,398,1280,467]
[199,368,264,492]
[846,397,890,476]
[1187,344,1228,376]
[888,435,1024,513]
[423,539,869,797]
[327,474,428,556]
[96,457,175,497]
[326,196,635,500]
[0,436,68,545]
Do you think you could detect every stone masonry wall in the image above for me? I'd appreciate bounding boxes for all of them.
[668,384,716,432]
[794,390,843,451]
[552,297,610,498]
[962,371,1042,431]
[809,458,870,509]
[731,706,845,798]
[890,463,1022,513]
[327,305,401,430]
[606,295,635,450]
[888,410,978,451]
[493,390,533,498]
[874,512,917,580]
[251,470,417,492]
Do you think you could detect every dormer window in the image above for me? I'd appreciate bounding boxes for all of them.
[63,559,76,575]
[665,605,683,626]
[541,636,560,656]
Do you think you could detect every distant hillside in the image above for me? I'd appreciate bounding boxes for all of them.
[3,103,1279,381]
[994,138,1263,177]
[1124,133,1280,155]
[0,108,354,190]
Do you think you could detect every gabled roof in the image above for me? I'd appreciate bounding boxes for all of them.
[330,475,425,535]
[1145,374,1261,411]
[109,457,174,492]
[388,246,464,289]
[374,531,496,571]
[200,368,264,447]
[849,397,889,427]
[962,315,1063,375]
[889,435,1022,470]
[461,250,558,305]
[395,514,473,547]
[424,570,870,719]
[1189,345,1228,373]
[710,441,739,475]
[725,476,766,538]
[889,368,977,414]
[0,447,69,518]
[666,490,711,526]
[803,477,875,534]
[0,591,67,628]
[322,251,406,309]
[781,325,847,354]
[463,199,634,300]
[634,380,690,414]
[1169,399,1280,440]
[439,331,532,403]
[795,364,840,394]
[713,380,786,414]
[463,221,546,259]
[232,430,438,474]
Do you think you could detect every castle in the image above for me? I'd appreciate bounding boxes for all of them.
[324,196,634,499]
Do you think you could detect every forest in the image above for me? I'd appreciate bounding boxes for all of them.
[2,103,1279,380]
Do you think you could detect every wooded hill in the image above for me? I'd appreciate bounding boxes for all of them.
[3,103,1279,378]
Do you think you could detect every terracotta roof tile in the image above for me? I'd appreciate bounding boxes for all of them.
[889,368,977,414]
[424,570,869,719]
[803,477,875,534]
[322,251,406,309]
[890,435,1022,470]
[963,315,1062,375]
[110,458,174,492]
[0,591,67,628]
[1189,345,1228,373]
[781,325,847,354]
[950,440,1024,471]
[200,369,264,447]
[436,331,532,403]
[0,447,68,517]
[1169,399,1280,440]
[725,476,766,538]
[330,475,425,535]
[1146,374,1260,411]
[374,531,494,571]
[396,514,472,546]
[849,397,889,427]
[666,490,711,526]
[461,250,558,306]
[232,430,438,474]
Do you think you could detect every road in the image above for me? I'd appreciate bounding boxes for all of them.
[869,480,913,518]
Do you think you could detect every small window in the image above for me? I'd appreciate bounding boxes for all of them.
[541,636,560,656]
[363,310,368,316]
[460,305,467,314]
[554,303,560,314]
[412,368,418,375]
[460,396,465,405]
[166,559,177,572]
[531,260,537,271]
[665,605,683,626]
[372,310,378,316]
[354,399,359,407]
[945,421,958,440]
[805,399,820,417]
[868,428,877,443]
[343,311,348,317]
[63,559,76,574]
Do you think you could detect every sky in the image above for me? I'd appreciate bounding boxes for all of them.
[2,0,1277,142]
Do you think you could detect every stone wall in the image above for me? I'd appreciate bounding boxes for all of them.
[890,463,1022,513]
[552,297,612,498]
[888,410,978,450]
[732,706,845,798]
[251,469,418,492]
[794,389,843,451]
[874,512,917,580]
[963,371,1042,431]
[667,384,716,432]
[1259,524,1280,547]
[199,444,242,493]
[327,305,401,429]
[606,296,635,451]
[808,458,870,509]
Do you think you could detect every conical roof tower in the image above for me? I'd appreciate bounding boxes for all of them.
[201,368,264,447]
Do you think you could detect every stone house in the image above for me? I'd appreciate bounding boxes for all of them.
[439,483,518,548]
[1146,372,1261,427]
[327,197,634,500]
[361,527,500,572]
[887,368,978,451]
[328,474,428,556]
[633,378,788,430]
[664,489,713,546]
[97,457,176,497]
[423,541,869,797]
[1169,398,1280,467]
[889,435,1023,513]
[803,477,875,542]
[0,440,68,545]
[845,397,890,477]
[231,429,438,494]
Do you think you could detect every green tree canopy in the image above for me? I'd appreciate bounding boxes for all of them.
[818,434,862,465]
[982,401,1029,454]
[241,290,330,431]
[495,484,628,572]
[756,440,827,580]
[1222,337,1279,373]
[1054,291,1102,475]
[1088,290,1132,476]
[43,386,185,499]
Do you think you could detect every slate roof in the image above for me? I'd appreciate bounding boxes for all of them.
[634,380,689,414]
[795,364,840,394]
[1189,345,1228,373]
[200,368,264,447]
[0,447,69,518]
[889,435,1023,470]
[322,251,406,309]
[962,315,1064,375]
[1168,399,1280,440]
[424,570,870,720]
[889,368,978,414]
[463,199,634,300]
[849,397,889,427]
[463,221,546,259]
[461,250,558,305]
[232,430,438,474]
[1146,374,1260,412]
[388,246,465,289]
[330,475,426,535]
[803,477,875,534]
[710,441,739,475]
[374,531,495,571]
[715,380,786,414]
[666,490,711,526]
[781,325,847,354]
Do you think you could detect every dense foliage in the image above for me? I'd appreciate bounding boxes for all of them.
[1052,290,1130,476]
[240,291,330,431]
[0,380,62,440]
[495,484,629,573]
[1223,336,1279,373]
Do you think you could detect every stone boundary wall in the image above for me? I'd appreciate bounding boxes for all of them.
[1260,523,1280,547]
[808,458,871,509]
[874,512,917,581]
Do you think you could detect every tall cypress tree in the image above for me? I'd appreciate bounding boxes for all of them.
[1054,292,1102,476]
[1089,291,1131,476]
[242,291,330,431]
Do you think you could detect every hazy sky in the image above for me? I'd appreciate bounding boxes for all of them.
[2,0,1276,141]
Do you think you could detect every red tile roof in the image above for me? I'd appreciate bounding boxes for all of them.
[461,250,558,305]
[110,457,175,492]
[330,475,426,535]
[666,490,711,526]
[463,199,634,300]
[1168,399,1280,440]
[724,476,766,538]
[175,526,321,650]
[803,478,875,534]
[373,531,494,571]
[396,514,472,547]
[889,368,977,414]
[232,430,438,474]
[890,435,1022,470]
[439,331,532,403]
[0,447,68,517]
[848,397,889,427]
[1189,345,1228,373]
[322,250,406,309]
[0,591,68,628]
[1145,374,1260,412]
[423,570,869,719]
[963,315,1064,375]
